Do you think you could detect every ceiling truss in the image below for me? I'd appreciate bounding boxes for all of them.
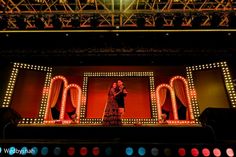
[0,0,236,29]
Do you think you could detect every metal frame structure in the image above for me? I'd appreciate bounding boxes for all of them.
[0,0,236,29]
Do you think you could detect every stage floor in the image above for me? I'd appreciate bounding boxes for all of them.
[4,124,215,143]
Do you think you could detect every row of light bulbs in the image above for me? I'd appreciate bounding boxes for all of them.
[83,72,154,77]
[37,72,52,124]
[2,68,18,108]
[186,70,202,124]
[186,62,227,71]
[166,120,196,124]
[149,76,158,119]
[222,66,236,108]
[79,118,158,124]
[13,62,52,72]
[80,76,88,120]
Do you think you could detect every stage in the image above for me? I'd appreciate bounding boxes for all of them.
[0,62,236,156]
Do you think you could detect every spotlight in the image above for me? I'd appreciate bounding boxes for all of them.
[71,15,80,28]
[31,147,38,156]
[20,147,28,155]
[125,147,134,156]
[173,13,183,28]
[80,147,88,156]
[34,15,45,30]
[105,147,112,156]
[151,147,159,156]
[53,147,61,156]
[213,148,221,157]
[8,147,16,156]
[90,14,99,28]
[15,15,27,30]
[67,147,75,156]
[178,148,186,156]
[92,147,100,156]
[0,15,8,30]
[226,148,234,157]
[164,148,172,157]
[228,12,236,28]
[210,12,221,28]
[191,148,199,157]
[155,13,165,28]
[52,15,62,29]
[41,147,49,156]
[136,16,146,28]
[138,147,146,156]
[202,148,210,157]
[191,13,202,28]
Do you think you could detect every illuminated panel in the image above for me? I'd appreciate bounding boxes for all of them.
[2,62,52,124]
[80,72,157,125]
[186,61,236,124]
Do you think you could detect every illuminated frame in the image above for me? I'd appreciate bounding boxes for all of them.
[80,72,157,125]
[186,61,236,124]
[1,62,52,124]
[155,76,196,125]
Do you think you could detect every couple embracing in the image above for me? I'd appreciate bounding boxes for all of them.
[102,79,128,126]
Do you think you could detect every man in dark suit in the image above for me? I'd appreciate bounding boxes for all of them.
[116,79,128,117]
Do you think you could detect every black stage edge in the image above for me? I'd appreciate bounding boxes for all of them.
[4,126,215,143]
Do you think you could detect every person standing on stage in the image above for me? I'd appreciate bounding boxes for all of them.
[116,79,128,117]
[102,82,122,126]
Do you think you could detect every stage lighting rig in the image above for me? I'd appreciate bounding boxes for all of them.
[34,15,45,30]
[136,16,146,28]
[0,0,235,30]
[228,12,236,28]
[191,13,203,28]
[15,15,27,30]
[0,15,8,30]
[155,13,165,28]
[71,15,80,28]
[173,13,183,28]
[210,12,221,28]
[51,15,62,29]
[90,14,99,28]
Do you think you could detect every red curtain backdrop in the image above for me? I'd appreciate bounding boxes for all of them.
[172,79,189,120]
[70,87,79,108]
[10,69,46,118]
[63,88,77,120]
[86,77,151,118]
[46,79,62,120]
[161,90,174,120]
[158,88,167,107]
[64,87,79,120]
[65,90,74,113]
[55,84,64,113]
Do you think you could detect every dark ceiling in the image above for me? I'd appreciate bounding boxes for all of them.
[0,31,235,66]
